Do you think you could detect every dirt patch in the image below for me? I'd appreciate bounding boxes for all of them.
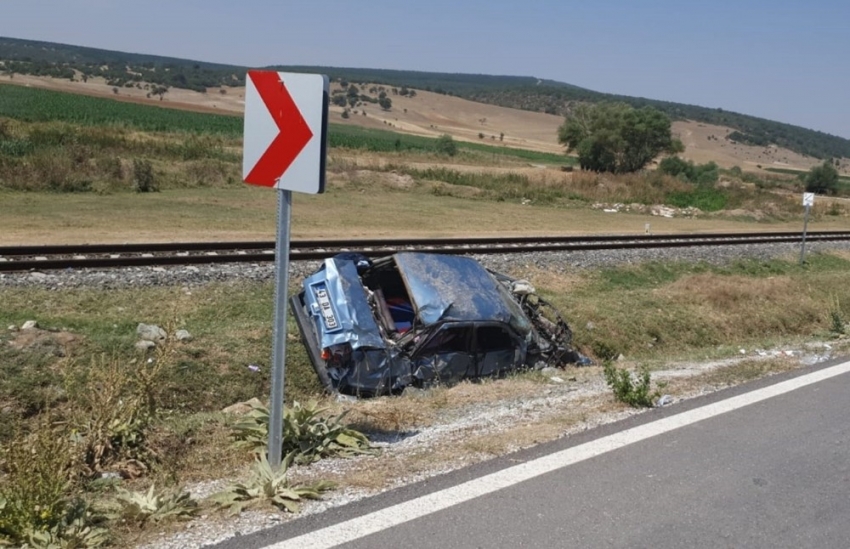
[8,328,81,357]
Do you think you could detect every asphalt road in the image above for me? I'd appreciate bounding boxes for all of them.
[217,358,850,549]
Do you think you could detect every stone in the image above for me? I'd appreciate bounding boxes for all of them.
[222,397,264,415]
[175,329,193,342]
[135,340,156,351]
[21,320,38,330]
[137,323,167,342]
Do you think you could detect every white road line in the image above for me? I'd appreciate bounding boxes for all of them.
[267,360,850,549]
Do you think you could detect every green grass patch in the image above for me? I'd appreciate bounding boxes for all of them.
[0,83,243,135]
[665,186,728,211]
[329,123,573,164]
[402,166,570,204]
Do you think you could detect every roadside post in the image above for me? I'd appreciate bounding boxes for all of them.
[800,192,814,265]
[242,70,329,469]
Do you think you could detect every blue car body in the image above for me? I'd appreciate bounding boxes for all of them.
[291,253,579,396]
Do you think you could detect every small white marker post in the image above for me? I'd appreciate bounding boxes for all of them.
[242,71,328,469]
[800,192,814,265]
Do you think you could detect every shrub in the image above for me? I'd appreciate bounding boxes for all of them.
[602,363,661,408]
[435,134,457,156]
[805,161,839,195]
[132,159,158,192]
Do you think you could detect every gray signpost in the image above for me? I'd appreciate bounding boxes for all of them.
[800,192,814,265]
[242,70,328,468]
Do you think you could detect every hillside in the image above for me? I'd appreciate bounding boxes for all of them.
[1,36,848,168]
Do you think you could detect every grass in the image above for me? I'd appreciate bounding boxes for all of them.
[329,123,573,164]
[4,251,850,544]
[0,83,243,135]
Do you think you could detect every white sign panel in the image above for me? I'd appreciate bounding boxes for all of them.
[243,71,328,193]
[802,192,815,207]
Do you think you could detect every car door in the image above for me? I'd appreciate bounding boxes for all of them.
[474,324,521,378]
[411,324,474,386]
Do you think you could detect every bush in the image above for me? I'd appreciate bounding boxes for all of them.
[602,363,660,408]
[805,161,839,195]
[435,134,457,156]
[132,159,158,192]
[658,157,719,185]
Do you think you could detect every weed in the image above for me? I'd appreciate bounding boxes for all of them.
[210,454,334,514]
[829,297,846,335]
[602,363,660,408]
[0,420,108,547]
[230,401,374,464]
[111,484,198,526]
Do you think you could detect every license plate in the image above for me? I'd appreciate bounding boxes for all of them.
[312,284,340,331]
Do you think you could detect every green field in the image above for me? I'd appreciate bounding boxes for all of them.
[0,84,573,164]
[0,83,243,135]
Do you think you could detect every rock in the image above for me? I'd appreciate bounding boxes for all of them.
[585,321,595,331]
[175,329,193,342]
[119,459,148,479]
[21,320,38,330]
[656,394,674,407]
[135,340,156,351]
[540,367,560,376]
[7,325,17,331]
[550,376,565,383]
[137,323,167,343]
[222,397,264,415]
[9,329,78,356]
[616,353,625,362]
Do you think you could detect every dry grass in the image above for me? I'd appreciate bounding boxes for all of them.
[658,274,822,339]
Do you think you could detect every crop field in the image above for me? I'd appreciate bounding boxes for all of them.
[0,82,243,135]
[0,84,573,164]
[329,123,572,164]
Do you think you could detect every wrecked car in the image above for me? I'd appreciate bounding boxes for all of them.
[290,252,584,397]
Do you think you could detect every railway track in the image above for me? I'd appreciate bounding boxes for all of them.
[1,231,848,272]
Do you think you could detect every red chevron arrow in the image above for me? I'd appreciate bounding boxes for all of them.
[245,71,314,187]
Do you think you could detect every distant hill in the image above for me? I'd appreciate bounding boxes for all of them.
[1,36,849,160]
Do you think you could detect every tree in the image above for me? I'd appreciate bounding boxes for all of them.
[558,102,677,173]
[378,97,392,111]
[805,161,839,195]
[435,134,457,156]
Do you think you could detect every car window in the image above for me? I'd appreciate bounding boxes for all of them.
[475,325,514,352]
[420,326,471,354]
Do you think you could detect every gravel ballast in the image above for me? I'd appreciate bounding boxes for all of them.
[2,241,847,290]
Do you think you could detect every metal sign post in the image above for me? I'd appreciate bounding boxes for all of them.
[268,189,292,468]
[800,192,814,265]
[242,70,328,469]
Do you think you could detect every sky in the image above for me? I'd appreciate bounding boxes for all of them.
[2,0,848,138]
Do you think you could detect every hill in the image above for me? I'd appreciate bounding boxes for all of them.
[1,36,849,163]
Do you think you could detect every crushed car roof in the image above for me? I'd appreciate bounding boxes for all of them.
[394,253,520,326]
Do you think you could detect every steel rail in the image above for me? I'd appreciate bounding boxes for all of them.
[2,230,850,257]
[1,231,849,272]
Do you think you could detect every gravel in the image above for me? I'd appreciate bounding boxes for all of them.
[2,241,848,290]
